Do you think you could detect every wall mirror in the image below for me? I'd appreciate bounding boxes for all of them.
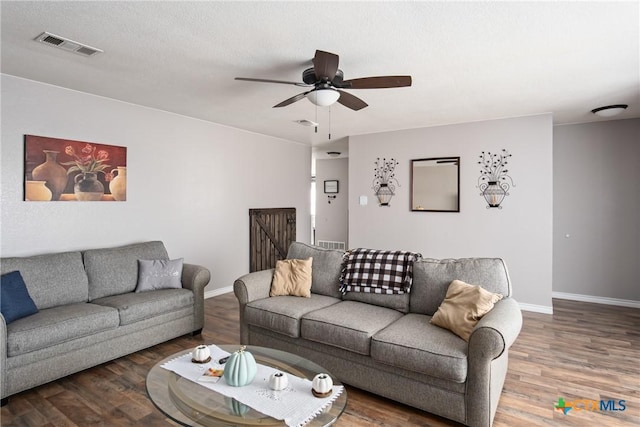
[411,157,460,212]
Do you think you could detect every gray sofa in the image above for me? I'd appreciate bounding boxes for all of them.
[234,242,522,427]
[0,241,210,403]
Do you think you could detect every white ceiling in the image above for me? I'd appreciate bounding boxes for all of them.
[2,1,638,155]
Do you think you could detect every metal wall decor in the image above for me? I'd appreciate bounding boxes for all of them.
[372,157,400,206]
[477,149,514,209]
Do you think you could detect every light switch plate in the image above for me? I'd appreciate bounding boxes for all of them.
[359,196,368,206]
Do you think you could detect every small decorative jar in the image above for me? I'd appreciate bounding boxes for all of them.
[223,346,257,387]
[191,345,211,363]
[25,180,52,201]
[224,396,250,417]
[268,372,289,391]
[311,373,333,398]
[74,172,104,201]
[109,166,127,201]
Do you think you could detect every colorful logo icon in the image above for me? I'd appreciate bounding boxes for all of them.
[554,397,572,415]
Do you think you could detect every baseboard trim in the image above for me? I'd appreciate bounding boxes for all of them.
[518,303,553,314]
[552,292,640,309]
[204,286,233,299]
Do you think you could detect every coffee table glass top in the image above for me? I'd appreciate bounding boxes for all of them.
[146,344,347,426]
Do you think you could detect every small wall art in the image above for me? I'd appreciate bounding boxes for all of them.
[324,180,339,194]
[477,149,514,209]
[24,135,127,202]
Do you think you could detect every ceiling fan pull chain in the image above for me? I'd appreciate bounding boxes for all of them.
[315,103,318,133]
[328,106,332,140]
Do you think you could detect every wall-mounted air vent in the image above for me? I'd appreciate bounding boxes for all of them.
[317,240,346,250]
[34,32,103,57]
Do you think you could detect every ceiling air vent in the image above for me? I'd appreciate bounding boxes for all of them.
[34,32,103,57]
[294,119,319,127]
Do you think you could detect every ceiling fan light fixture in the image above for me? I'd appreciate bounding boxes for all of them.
[591,104,628,117]
[307,88,340,107]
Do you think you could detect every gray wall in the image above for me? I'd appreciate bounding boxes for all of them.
[1,74,311,294]
[553,119,640,302]
[315,158,349,247]
[349,114,553,312]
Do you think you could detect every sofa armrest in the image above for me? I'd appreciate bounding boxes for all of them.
[233,269,274,305]
[181,263,211,333]
[233,269,274,344]
[466,297,522,427]
[0,314,6,400]
[470,297,522,356]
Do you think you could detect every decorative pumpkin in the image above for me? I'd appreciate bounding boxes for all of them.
[223,346,257,387]
[224,396,250,416]
[312,373,333,398]
[268,372,289,391]
[191,345,211,363]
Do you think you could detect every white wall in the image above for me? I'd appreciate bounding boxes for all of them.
[349,114,553,311]
[1,75,311,294]
[553,119,640,303]
[315,157,349,246]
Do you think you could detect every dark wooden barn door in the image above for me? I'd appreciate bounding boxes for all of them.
[249,208,296,272]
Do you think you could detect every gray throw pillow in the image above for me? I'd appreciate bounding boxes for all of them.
[135,258,183,292]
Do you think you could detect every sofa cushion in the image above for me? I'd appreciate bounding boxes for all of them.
[301,301,403,355]
[6,303,119,357]
[91,289,194,326]
[371,313,468,383]
[431,280,503,341]
[270,258,313,298]
[135,258,184,292]
[1,271,39,323]
[84,241,169,301]
[342,291,410,314]
[286,242,344,298]
[1,251,88,309]
[245,294,340,338]
[410,258,511,316]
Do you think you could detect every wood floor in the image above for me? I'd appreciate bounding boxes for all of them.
[1,294,638,427]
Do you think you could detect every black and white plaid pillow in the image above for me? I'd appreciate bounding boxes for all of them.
[339,248,422,295]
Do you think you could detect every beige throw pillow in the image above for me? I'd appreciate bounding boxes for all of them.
[270,258,313,298]
[430,279,503,341]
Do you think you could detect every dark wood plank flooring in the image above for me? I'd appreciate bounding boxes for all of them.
[2,294,638,426]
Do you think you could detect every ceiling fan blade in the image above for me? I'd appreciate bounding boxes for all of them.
[342,76,412,89]
[235,77,309,87]
[273,91,309,108]
[337,90,368,111]
[313,50,339,82]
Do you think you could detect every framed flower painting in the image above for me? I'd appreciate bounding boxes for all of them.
[24,135,127,202]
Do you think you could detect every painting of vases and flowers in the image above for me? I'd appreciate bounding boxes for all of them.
[24,135,127,202]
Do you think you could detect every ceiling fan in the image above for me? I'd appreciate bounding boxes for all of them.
[235,50,412,111]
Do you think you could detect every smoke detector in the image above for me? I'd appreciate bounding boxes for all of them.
[294,119,319,127]
[34,32,103,57]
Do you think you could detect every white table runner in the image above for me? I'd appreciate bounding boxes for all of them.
[161,345,344,427]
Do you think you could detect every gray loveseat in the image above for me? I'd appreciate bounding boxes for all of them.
[234,242,522,427]
[1,241,210,404]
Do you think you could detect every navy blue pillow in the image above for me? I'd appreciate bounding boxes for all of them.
[1,271,39,324]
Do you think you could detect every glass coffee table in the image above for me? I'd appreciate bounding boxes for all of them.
[146,344,347,426]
